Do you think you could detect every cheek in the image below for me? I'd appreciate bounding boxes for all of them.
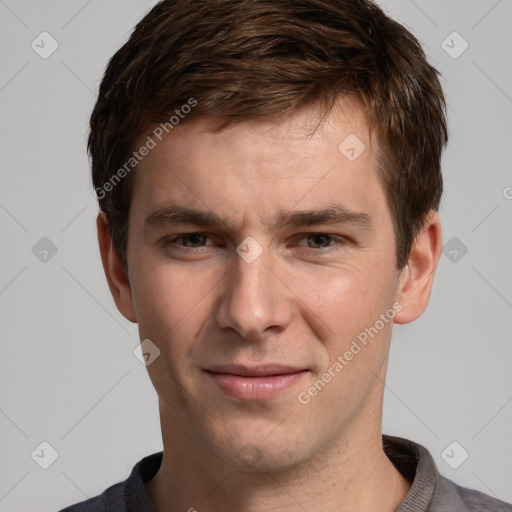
[130,263,217,392]
[129,265,222,391]
[132,257,218,329]
[292,260,395,338]
[294,266,396,417]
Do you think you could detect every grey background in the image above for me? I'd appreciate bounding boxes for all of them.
[0,1,511,510]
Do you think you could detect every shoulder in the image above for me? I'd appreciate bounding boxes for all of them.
[57,480,124,511]
[57,480,125,511]
[56,452,162,512]
[383,435,512,512]
[430,475,512,511]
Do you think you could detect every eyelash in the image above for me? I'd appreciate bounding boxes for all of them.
[163,233,347,252]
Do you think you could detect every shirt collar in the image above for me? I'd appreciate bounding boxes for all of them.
[129,435,437,511]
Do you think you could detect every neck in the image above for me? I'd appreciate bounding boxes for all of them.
[146,408,411,512]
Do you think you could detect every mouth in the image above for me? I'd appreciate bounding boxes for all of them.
[204,364,309,400]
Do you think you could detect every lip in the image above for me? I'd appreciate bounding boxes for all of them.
[206,364,305,377]
[204,364,308,400]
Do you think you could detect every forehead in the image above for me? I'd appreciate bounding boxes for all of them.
[129,96,387,227]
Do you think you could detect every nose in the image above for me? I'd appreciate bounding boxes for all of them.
[215,244,293,341]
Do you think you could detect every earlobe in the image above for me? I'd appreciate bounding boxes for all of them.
[394,212,442,324]
[97,212,137,323]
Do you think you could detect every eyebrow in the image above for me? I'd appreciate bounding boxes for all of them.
[145,204,372,231]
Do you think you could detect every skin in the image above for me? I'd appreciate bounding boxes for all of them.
[98,96,442,512]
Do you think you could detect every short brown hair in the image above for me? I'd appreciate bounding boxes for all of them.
[89,0,448,270]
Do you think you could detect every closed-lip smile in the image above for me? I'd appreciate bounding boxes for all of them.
[204,364,309,400]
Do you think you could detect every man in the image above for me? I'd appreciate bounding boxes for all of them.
[60,0,512,510]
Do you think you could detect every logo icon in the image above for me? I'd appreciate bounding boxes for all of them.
[338,134,366,162]
[442,236,468,263]
[441,32,469,59]
[31,441,59,469]
[236,236,263,263]
[32,237,58,263]
[133,339,161,366]
[31,32,59,59]
[441,441,469,469]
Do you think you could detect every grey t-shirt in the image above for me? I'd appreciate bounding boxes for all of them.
[58,435,512,511]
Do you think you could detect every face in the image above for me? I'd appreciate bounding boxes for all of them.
[117,98,409,472]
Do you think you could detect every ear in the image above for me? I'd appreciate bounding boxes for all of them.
[394,211,442,324]
[97,212,137,323]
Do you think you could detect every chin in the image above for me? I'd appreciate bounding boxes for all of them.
[209,433,312,473]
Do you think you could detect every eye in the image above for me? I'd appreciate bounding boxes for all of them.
[298,234,339,249]
[165,233,211,248]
